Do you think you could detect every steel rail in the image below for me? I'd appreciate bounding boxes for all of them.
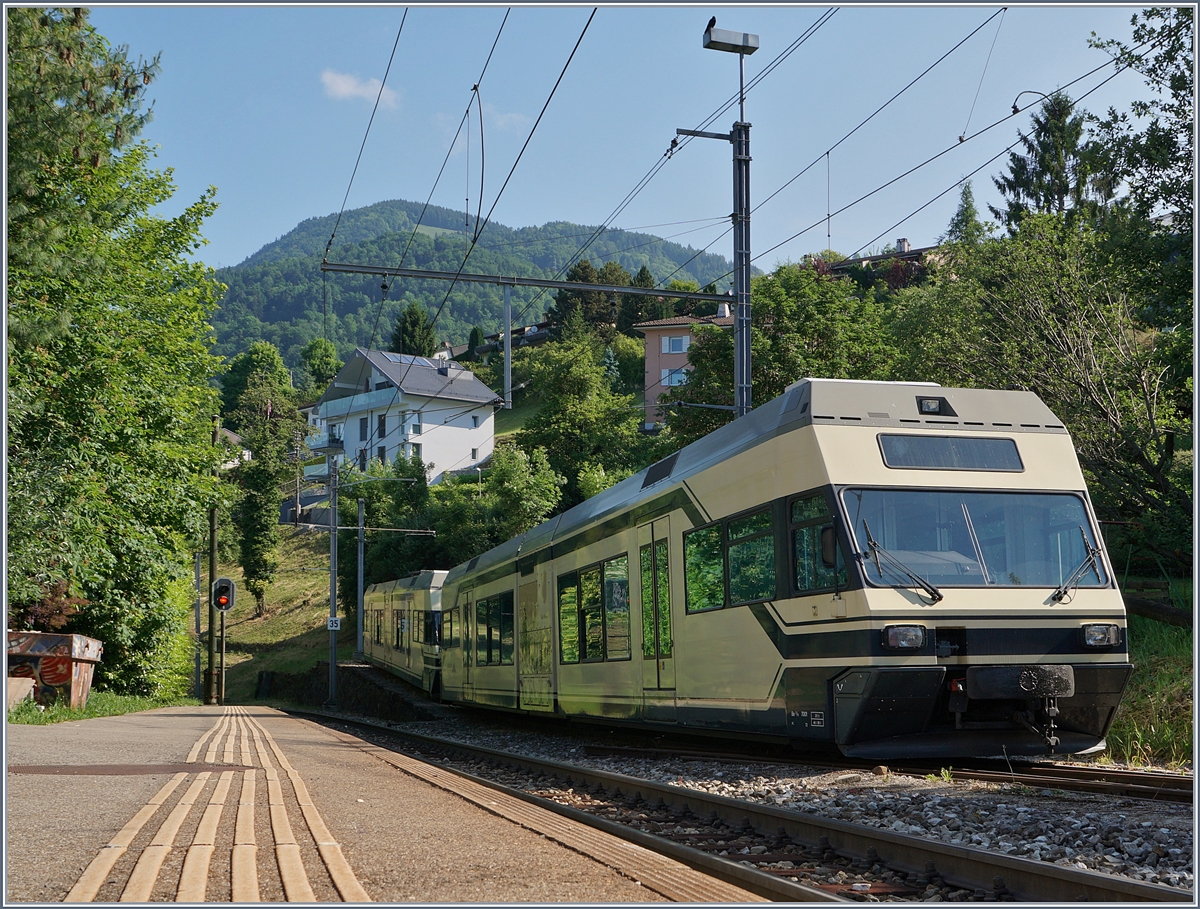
[576,743,1193,804]
[289,709,1191,903]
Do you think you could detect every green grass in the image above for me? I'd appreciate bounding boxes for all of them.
[493,395,538,438]
[7,690,200,725]
[1104,612,1193,767]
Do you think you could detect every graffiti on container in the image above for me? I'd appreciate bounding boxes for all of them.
[7,633,102,708]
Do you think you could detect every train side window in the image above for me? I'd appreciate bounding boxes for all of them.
[684,524,725,612]
[580,567,604,661]
[558,574,580,663]
[487,596,500,664]
[498,591,514,665]
[374,610,383,645]
[728,509,775,605]
[604,555,630,660]
[444,607,455,649]
[393,609,402,648]
[475,598,488,662]
[654,540,671,655]
[791,493,847,592]
[640,546,655,660]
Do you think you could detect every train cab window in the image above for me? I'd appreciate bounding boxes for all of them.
[728,509,775,605]
[558,554,631,664]
[684,524,724,612]
[791,493,847,592]
[393,609,402,648]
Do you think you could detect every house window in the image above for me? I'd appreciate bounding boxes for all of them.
[411,418,422,435]
[378,446,387,463]
[472,415,480,428]
[377,414,387,438]
[471,448,478,461]
[661,335,690,354]
[359,417,368,441]
[661,368,689,387]
[411,443,422,463]
[357,450,367,471]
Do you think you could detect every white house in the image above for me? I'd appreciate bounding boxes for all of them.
[313,348,499,484]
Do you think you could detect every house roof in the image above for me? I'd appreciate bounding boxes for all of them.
[633,314,734,331]
[318,348,500,408]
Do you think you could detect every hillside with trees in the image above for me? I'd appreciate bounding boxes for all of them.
[212,198,739,371]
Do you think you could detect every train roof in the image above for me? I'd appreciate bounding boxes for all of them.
[365,569,448,596]
[444,379,1067,588]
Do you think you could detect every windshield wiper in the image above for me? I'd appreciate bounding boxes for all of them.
[1049,525,1103,603]
[861,520,944,603]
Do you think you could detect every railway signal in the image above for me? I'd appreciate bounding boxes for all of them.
[211,577,236,612]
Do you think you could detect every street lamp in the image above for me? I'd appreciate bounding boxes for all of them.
[682,21,759,419]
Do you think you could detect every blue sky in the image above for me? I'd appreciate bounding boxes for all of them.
[90,5,1155,276]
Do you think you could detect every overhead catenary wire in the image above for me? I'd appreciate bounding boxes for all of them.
[364,8,511,355]
[510,8,839,327]
[744,25,1171,271]
[651,8,1005,292]
[339,9,597,463]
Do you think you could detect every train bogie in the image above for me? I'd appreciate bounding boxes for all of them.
[365,379,1132,759]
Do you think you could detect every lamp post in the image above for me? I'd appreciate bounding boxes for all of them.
[681,23,759,419]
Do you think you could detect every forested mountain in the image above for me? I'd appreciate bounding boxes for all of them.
[212,199,737,368]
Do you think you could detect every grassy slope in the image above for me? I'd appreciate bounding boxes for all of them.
[1104,577,1194,767]
[210,527,357,703]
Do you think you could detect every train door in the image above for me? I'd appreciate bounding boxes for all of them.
[638,518,675,721]
[518,575,554,711]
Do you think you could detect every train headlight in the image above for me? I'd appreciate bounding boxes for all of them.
[881,625,926,650]
[1082,623,1121,648]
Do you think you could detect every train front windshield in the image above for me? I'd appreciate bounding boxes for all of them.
[841,488,1108,589]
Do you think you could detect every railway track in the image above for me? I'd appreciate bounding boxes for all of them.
[291,709,1192,903]
[575,743,1194,804]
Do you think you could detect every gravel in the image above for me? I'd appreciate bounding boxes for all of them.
[376,714,1194,895]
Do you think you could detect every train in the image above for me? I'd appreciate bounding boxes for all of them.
[362,378,1132,759]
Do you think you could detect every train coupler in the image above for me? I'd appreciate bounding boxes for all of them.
[1012,697,1061,753]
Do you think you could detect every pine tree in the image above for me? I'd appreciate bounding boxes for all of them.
[389,301,437,357]
[990,92,1102,230]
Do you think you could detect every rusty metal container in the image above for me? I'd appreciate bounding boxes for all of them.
[7,632,103,708]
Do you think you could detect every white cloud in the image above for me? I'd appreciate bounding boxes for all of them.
[321,69,399,109]
[484,103,529,132]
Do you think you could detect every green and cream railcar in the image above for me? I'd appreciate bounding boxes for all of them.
[430,379,1132,758]
[362,570,448,695]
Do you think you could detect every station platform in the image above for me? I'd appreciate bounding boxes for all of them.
[6,705,686,902]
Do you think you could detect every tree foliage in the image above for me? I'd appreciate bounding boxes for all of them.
[990,91,1105,230]
[336,446,563,614]
[7,9,223,695]
[665,264,895,445]
[228,342,308,616]
[298,337,343,395]
[517,315,657,507]
[389,300,437,357]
